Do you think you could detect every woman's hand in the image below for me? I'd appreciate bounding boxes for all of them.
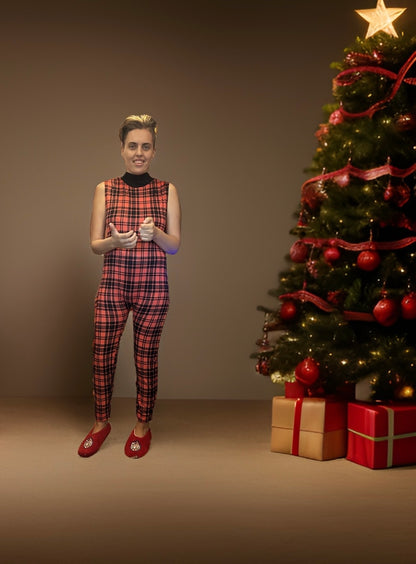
[139,217,155,241]
[109,223,138,249]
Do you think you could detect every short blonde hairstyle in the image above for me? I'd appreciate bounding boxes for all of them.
[119,114,158,147]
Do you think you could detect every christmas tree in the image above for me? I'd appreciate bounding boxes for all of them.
[254,1,416,401]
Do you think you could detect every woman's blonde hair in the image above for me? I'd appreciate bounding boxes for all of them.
[119,114,158,147]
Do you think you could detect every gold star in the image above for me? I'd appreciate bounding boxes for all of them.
[356,0,406,38]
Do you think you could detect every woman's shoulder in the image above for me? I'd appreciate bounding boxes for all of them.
[152,178,178,190]
[94,181,105,192]
[150,177,171,193]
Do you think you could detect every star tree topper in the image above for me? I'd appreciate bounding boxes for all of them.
[356,0,406,38]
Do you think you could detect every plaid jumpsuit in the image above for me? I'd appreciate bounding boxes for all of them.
[93,175,170,422]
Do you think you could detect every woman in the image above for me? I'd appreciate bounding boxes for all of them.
[78,114,181,458]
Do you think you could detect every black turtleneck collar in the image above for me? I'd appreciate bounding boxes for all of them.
[121,172,153,187]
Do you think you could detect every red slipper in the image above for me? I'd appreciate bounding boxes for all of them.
[78,423,111,457]
[124,428,152,458]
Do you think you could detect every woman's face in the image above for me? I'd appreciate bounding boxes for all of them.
[121,128,155,174]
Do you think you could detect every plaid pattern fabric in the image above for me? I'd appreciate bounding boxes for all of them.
[93,177,170,422]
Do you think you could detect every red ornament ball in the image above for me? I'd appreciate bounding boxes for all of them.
[290,241,309,263]
[395,113,416,132]
[295,357,320,386]
[383,183,395,202]
[256,358,270,376]
[334,172,350,187]
[384,182,411,207]
[373,298,400,327]
[329,109,344,125]
[357,250,381,271]
[324,246,341,265]
[401,293,416,320]
[306,259,318,279]
[302,182,326,210]
[315,123,329,140]
[279,300,297,322]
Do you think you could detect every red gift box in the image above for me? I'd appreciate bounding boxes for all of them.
[284,381,306,398]
[347,401,416,469]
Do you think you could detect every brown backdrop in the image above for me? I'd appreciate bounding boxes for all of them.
[2,0,415,399]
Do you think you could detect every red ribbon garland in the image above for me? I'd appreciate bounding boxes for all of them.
[279,290,376,322]
[302,160,416,195]
[299,235,416,252]
[334,50,416,119]
[344,311,375,321]
[280,290,335,312]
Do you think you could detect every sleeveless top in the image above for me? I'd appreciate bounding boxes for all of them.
[99,174,170,303]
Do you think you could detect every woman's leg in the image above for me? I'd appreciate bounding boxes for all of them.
[93,289,130,423]
[132,294,169,430]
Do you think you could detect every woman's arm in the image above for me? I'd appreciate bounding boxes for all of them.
[90,182,138,255]
[139,183,182,255]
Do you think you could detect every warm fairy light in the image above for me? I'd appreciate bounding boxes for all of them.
[356,0,406,39]
[271,371,287,384]
[398,385,414,399]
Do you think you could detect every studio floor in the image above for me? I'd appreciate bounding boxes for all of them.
[1,397,415,564]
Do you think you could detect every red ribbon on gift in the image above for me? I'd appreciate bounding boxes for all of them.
[291,398,304,456]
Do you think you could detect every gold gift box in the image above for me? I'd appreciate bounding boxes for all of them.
[271,396,347,461]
